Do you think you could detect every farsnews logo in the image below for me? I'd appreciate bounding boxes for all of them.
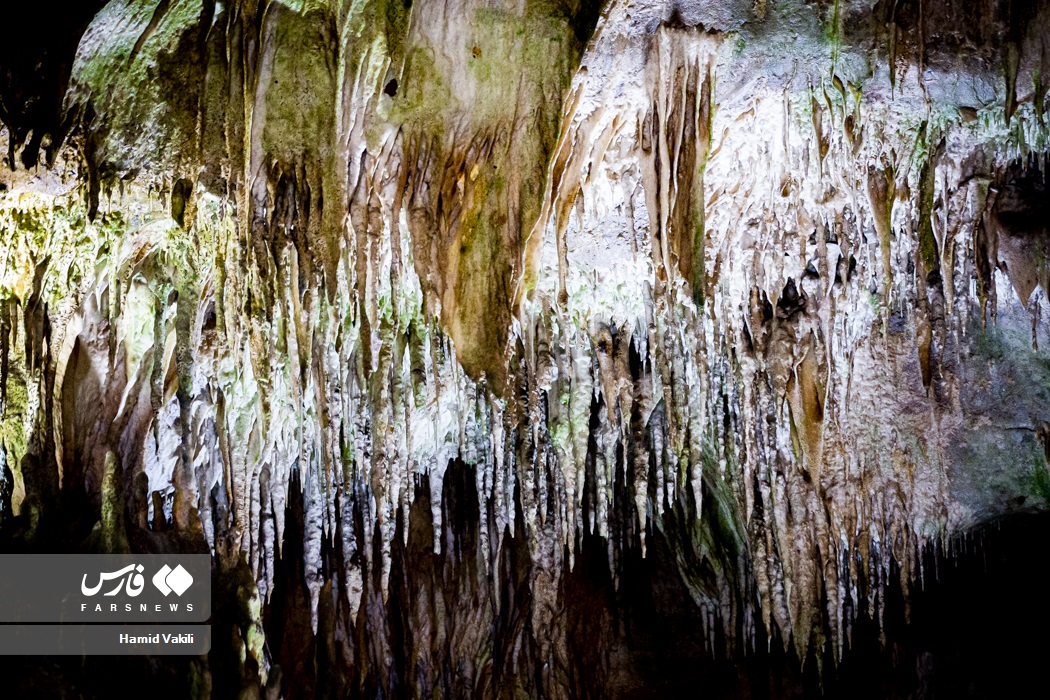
[81,564,146,597]
[80,563,194,598]
[152,564,194,597]
[0,553,208,621]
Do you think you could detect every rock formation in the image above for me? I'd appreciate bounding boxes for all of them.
[2,0,1049,697]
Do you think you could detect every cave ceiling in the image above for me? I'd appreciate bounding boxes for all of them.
[1,0,1050,697]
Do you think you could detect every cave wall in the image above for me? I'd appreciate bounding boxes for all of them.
[2,0,1050,697]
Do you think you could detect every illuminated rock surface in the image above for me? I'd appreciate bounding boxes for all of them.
[1,0,1050,697]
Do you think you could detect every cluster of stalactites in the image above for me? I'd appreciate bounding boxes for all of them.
[3,1,1050,675]
[506,3,1050,658]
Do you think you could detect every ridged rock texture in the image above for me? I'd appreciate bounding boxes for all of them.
[2,0,1050,697]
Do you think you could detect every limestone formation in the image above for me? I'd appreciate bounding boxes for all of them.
[1,0,1049,696]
